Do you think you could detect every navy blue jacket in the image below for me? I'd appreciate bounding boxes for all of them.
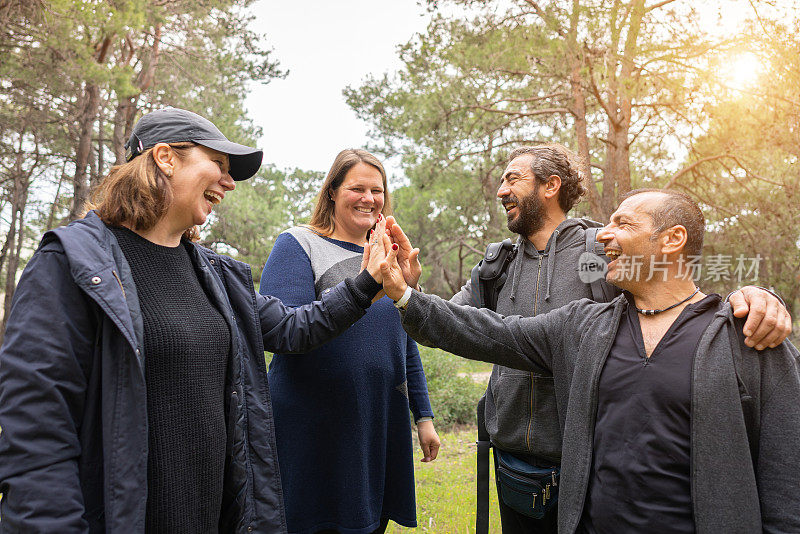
[0,212,376,533]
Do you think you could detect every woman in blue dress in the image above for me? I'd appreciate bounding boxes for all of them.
[260,149,440,534]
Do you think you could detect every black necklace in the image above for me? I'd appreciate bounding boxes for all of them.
[635,287,700,316]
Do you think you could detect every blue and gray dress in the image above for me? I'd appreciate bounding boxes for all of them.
[259,226,434,534]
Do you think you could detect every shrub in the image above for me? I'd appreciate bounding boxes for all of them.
[418,346,487,427]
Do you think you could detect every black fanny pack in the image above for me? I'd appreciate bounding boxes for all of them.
[494,449,559,519]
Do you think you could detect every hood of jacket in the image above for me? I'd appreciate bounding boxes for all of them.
[43,211,144,353]
[504,216,606,312]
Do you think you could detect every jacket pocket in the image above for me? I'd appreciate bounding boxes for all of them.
[487,368,532,451]
[531,375,561,460]
[487,369,561,460]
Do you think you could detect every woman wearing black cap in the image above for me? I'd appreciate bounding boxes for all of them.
[0,108,388,533]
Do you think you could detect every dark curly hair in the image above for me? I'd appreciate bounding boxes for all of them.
[508,144,587,213]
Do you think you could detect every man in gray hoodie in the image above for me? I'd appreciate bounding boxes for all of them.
[390,144,793,533]
[382,189,800,533]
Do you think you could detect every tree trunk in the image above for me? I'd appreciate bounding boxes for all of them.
[69,35,113,220]
[0,204,16,279]
[113,97,137,164]
[113,24,162,163]
[0,156,29,341]
[69,82,101,220]
[602,120,631,217]
[567,0,602,220]
[46,163,67,230]
[92,103,104,190]
[597,0,644,219]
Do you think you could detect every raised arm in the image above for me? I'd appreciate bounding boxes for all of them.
[257,218,388,354]
[256,270,380,354]
[380,241,567,374]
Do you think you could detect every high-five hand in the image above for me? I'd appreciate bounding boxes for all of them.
[361,214,389,283]
[385,216,421,289]
[379,236,408,302]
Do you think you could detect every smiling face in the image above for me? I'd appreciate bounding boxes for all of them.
[165,145,234,233]
[497,154,546,238]
[597,193,666,290]
[330,162,385,243]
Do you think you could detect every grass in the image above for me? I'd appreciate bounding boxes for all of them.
[450,355,493,375]
[386,425,501,533]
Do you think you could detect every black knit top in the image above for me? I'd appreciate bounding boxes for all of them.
[110,226,229,534]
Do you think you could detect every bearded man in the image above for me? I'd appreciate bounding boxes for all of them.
[388,145,792,534]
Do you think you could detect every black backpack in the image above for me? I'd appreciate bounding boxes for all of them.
[471,224,614,534]
[469,226,616,311]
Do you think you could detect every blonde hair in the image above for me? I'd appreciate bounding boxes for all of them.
[85,142,199,240]
[306,149,392,237]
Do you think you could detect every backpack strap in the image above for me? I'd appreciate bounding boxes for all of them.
[469,262,484,308]
[584,227,617,302]
[476,395,491,534]
[469,238,517,311]
[470,240,515,533]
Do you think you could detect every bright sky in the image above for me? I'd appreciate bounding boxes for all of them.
[245,0,431,177]
[244,1,768,178]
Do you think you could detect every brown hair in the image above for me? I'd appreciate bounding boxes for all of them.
[621,188,705,257]
[508,144,587,213]
[306,148,392,237]
[86,142,199,240]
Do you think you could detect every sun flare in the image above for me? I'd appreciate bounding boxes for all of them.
[720,52,765,91]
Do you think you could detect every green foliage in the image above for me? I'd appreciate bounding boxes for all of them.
[419,346,488,427]
[346,0,726,290]
[0,0,286,303]
[676,16,800,321]
[203,165,324,280]
[390,158,508,296]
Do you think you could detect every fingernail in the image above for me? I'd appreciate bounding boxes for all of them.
[392,244,398,251]
[377,213,382,221]
[755,344,765,351]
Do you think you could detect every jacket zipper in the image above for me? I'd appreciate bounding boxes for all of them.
[526,254,543,452]
[112,270,125,298]
[568,303,624,533]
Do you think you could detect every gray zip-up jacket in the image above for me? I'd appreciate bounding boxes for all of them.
[402,292,800,533]
[451,218,619,460]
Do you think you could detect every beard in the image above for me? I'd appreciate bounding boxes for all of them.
[504,188,546,237]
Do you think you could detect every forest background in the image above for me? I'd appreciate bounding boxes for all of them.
[1,0,798,347]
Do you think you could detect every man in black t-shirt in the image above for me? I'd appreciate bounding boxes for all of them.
[383,188,800,533]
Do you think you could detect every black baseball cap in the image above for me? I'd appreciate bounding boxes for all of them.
[124,107,263,180]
